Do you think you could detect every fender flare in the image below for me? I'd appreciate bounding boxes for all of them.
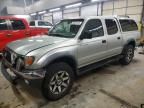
[38,52,78,75]
[125,39,136,46]
[121,39,136,54]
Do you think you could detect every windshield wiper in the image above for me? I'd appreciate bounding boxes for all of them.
[49,33,62,36]
[49,33,66,37]
[49,33,75,38]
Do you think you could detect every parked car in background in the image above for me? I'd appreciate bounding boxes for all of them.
[30,20,53,30]
[0,16,48,53]
[1,16,140,100]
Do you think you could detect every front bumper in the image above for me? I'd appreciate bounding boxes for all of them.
[1,58,46,80]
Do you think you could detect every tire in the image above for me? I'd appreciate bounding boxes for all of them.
[42,62,74,100]
[119,45,134,65]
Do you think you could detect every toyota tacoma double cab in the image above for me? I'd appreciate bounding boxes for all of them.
[1,16,140,100]
[0,16,48,53]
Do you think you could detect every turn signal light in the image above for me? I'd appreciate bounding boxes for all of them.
[25,56,35,66]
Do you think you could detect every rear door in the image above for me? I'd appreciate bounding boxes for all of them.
[104,18,123,56]
[0,19,10,51]
[8,19,28,42]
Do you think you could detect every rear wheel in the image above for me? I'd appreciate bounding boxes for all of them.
[119,45,134,65]
[42,62,74,100]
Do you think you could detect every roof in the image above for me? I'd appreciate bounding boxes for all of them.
[0,16,25,20]
[30,20,50,22]
[62,15,132,20]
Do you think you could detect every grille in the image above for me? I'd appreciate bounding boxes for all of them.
[4,49,24,71]
[16,58,24,71]
[4,50,12,63]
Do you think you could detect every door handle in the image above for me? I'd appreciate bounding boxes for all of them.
[81,43,89,46]
[102,40,106,43]
[6,34,12,37]
[25,33,30,36]
[117,37,121,40]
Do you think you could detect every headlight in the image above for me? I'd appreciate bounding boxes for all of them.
[24,56,35,66]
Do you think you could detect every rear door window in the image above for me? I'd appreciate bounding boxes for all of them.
[10,20,25,30]
[119,19,138,32]
[38,21,52,26]
[44,22,52,26]
[38,21,45,26]
[105,19,118,35]
[0,19,8,30]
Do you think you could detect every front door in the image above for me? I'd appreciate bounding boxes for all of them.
[0,19,11,52]
[77,19,108,68]
[8,19,27,42]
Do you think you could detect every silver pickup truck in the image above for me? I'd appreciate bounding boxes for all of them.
[1,16,140,100]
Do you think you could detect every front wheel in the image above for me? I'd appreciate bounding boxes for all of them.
[119,45,134,65]
[42,62,74,100]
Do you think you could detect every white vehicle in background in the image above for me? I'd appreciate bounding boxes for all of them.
[30,20,53,30]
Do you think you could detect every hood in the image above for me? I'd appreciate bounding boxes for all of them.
[7,35,69,55]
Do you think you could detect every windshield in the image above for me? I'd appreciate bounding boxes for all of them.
[49,19,84,38]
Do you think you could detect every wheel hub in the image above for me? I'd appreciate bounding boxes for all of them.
[56,78,63,86]
[49,71,70,94]
[126,48,133,62]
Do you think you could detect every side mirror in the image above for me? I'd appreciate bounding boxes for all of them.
[80,31,92,40]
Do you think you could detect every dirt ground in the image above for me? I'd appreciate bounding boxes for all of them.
[0,48,144,108]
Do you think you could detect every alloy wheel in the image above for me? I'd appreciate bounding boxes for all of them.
[49,71,70,95]
[126,48,133,62]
